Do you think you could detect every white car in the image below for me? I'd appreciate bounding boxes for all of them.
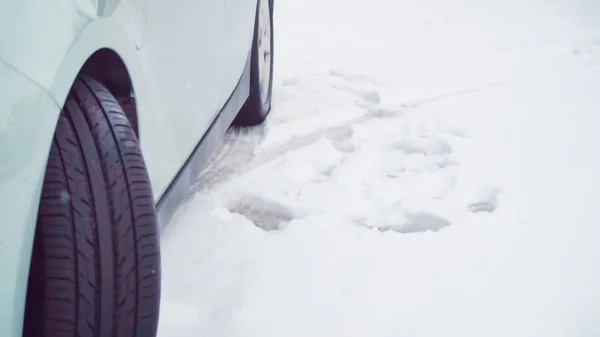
[0,0,274,335]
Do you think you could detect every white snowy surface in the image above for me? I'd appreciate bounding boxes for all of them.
[158,0,600,336]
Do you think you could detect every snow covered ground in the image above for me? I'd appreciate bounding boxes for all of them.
[158,0,600,336]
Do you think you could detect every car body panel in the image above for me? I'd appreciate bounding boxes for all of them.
[47,15,173,201]
[138,0,230,200]
[0,0,263,335]
[0,0,259,200]
[0,59,62,337]
[0,1,93,90]
[224,0,260,101]
[156,48,251,231]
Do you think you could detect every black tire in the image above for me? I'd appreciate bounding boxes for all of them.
[23,76,161,337]
[233,0,274,126]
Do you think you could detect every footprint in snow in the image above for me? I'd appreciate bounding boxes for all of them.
[228,195,295,231]
[390,135,452,156]
[357,206,452,234]
[468,187,501,214]
[394,211,452,234]
[384,136,454,176]
[358,90,381,105]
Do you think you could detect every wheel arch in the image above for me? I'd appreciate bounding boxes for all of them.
[41,15,165,206]
[80,48,139,136]
[47,18,156,142]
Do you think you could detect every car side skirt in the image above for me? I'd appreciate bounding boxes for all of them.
[155,52,251,231]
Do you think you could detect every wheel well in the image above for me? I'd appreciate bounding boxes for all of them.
[79,48,139,136]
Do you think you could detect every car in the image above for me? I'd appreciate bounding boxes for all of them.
[0,0,274,335]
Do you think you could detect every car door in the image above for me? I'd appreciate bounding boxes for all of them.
[223,0,258,97]
[139,0,229,197]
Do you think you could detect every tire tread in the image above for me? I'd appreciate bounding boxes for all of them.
[24,76,160,337]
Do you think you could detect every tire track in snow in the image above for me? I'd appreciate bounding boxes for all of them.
[185,80,507,200]
[189,108,393,195]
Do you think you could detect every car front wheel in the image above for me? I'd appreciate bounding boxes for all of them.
[24,76,161,337]
[233,0,274,126]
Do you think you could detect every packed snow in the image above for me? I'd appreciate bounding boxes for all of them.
[158,0,600,336]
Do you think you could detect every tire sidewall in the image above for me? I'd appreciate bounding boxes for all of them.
[251,0,274,117]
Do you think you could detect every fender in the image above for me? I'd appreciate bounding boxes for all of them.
[0,59,61,337]
[47,16,189,209]
[47,17,158,173]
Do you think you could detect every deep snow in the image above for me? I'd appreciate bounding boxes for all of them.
[158,0,600,336]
